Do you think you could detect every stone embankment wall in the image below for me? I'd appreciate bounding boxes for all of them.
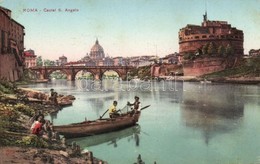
[182,57,238,76]
[0,54,23,81]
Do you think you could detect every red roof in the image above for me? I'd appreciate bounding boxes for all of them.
[24,51,36,57]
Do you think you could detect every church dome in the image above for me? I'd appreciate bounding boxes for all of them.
[90,39,105,59]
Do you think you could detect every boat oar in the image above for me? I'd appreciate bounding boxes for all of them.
[100,109,109,119]
[140,105,150,111]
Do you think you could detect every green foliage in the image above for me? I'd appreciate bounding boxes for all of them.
[202,43,209,55]
[195,48,202,56]
[218,45,225,56]
[36,56,43,66]
[128,65,151,80]
[50,71,67,79]
[0,115,7,136]
[0,80,16,94]
[0,103,21,121]
[14,103,35,117]
[16,135,48,148]
[225,44,234,56]
[44,59,56,66]
[202,58,260,78]
[207,42,217,56]
[183,53,194,60]
[183,53,190,60]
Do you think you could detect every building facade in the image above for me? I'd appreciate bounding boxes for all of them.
[58,55,67,65]
[179,13,244,58]
[0,6,25,81]
[24,49,36,68]
[249,49,260,57]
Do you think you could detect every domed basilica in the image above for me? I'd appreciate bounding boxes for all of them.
[89,39,105,60]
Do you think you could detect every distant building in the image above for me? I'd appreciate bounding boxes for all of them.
[113,57,123,66]
[89,39,105,60]
[161,53,179,64]
[249,49,260,57]
[64,61,85,66]
[24,49,36,68]
[79,54,96,66]
[179,12,244,58]
[0,6,25,81]
[102,57,114,66]
[129,56,156,67]
[58,55,67,65]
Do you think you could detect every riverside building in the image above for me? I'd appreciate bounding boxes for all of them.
[0,6,25,81]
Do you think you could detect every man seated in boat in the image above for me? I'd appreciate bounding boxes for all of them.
[127,96,141,114]
[109,101,120,118]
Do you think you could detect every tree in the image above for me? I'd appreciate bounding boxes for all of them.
[217,45,225,56]
[36,56,43,66]
[207,42,217,56]
[202,43,209,55]
[43,59,56,66]
[195,48,202,57]
[225,44,234,56]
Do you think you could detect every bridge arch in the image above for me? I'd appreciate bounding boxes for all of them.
[100,69,121,80]
[45,69,69,80]
[29,66,134,81]
[74,69,95,80]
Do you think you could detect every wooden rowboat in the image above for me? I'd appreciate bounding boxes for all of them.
[53,111,141,138]
[67,125,141,147]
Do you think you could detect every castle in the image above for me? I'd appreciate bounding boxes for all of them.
[178,13,244,76]
[179,12,244,57]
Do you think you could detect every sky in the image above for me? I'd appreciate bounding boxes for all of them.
[1,0,260,61]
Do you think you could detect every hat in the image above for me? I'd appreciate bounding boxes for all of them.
[113,101,118,104]
[134,96,139,99]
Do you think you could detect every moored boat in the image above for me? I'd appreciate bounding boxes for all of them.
[53,111,141,138]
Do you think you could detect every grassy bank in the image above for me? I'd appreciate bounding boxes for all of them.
[201,58,260,80]
[0,80,106,163]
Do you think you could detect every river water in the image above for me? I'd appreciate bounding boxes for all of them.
[22,79,260,164]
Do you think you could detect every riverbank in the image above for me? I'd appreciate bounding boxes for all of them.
[0,146,97,164]
[0,83,107,164]
[161,75,260,84]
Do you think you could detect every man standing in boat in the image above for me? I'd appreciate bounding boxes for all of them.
[128,96,141,112]
[109,101,120,118]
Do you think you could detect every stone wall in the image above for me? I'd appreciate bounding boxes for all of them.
[0,54,23,81]
[151,64,182,77]
[182,58,228,76]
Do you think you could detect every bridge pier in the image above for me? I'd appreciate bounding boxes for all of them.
[67,74,73,81]
[94,74,100,80]
[39,74,45,80]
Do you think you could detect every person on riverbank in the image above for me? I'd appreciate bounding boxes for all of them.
[109,101,120,118]
[31,115,44,136]
[49,89,58,105]
[43,120,54,140]
[127,96,141,112]
[28,110,45,126]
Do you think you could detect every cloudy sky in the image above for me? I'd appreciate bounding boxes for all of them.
[1,0,260,61]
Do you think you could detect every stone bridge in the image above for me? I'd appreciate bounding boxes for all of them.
[29,66,134,81]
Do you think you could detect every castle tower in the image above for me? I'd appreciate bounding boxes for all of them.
[178,14,244,57]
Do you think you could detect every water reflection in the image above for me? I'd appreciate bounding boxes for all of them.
[20,80,260,163]
[181,83,244,145]
[67,125,141,148]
